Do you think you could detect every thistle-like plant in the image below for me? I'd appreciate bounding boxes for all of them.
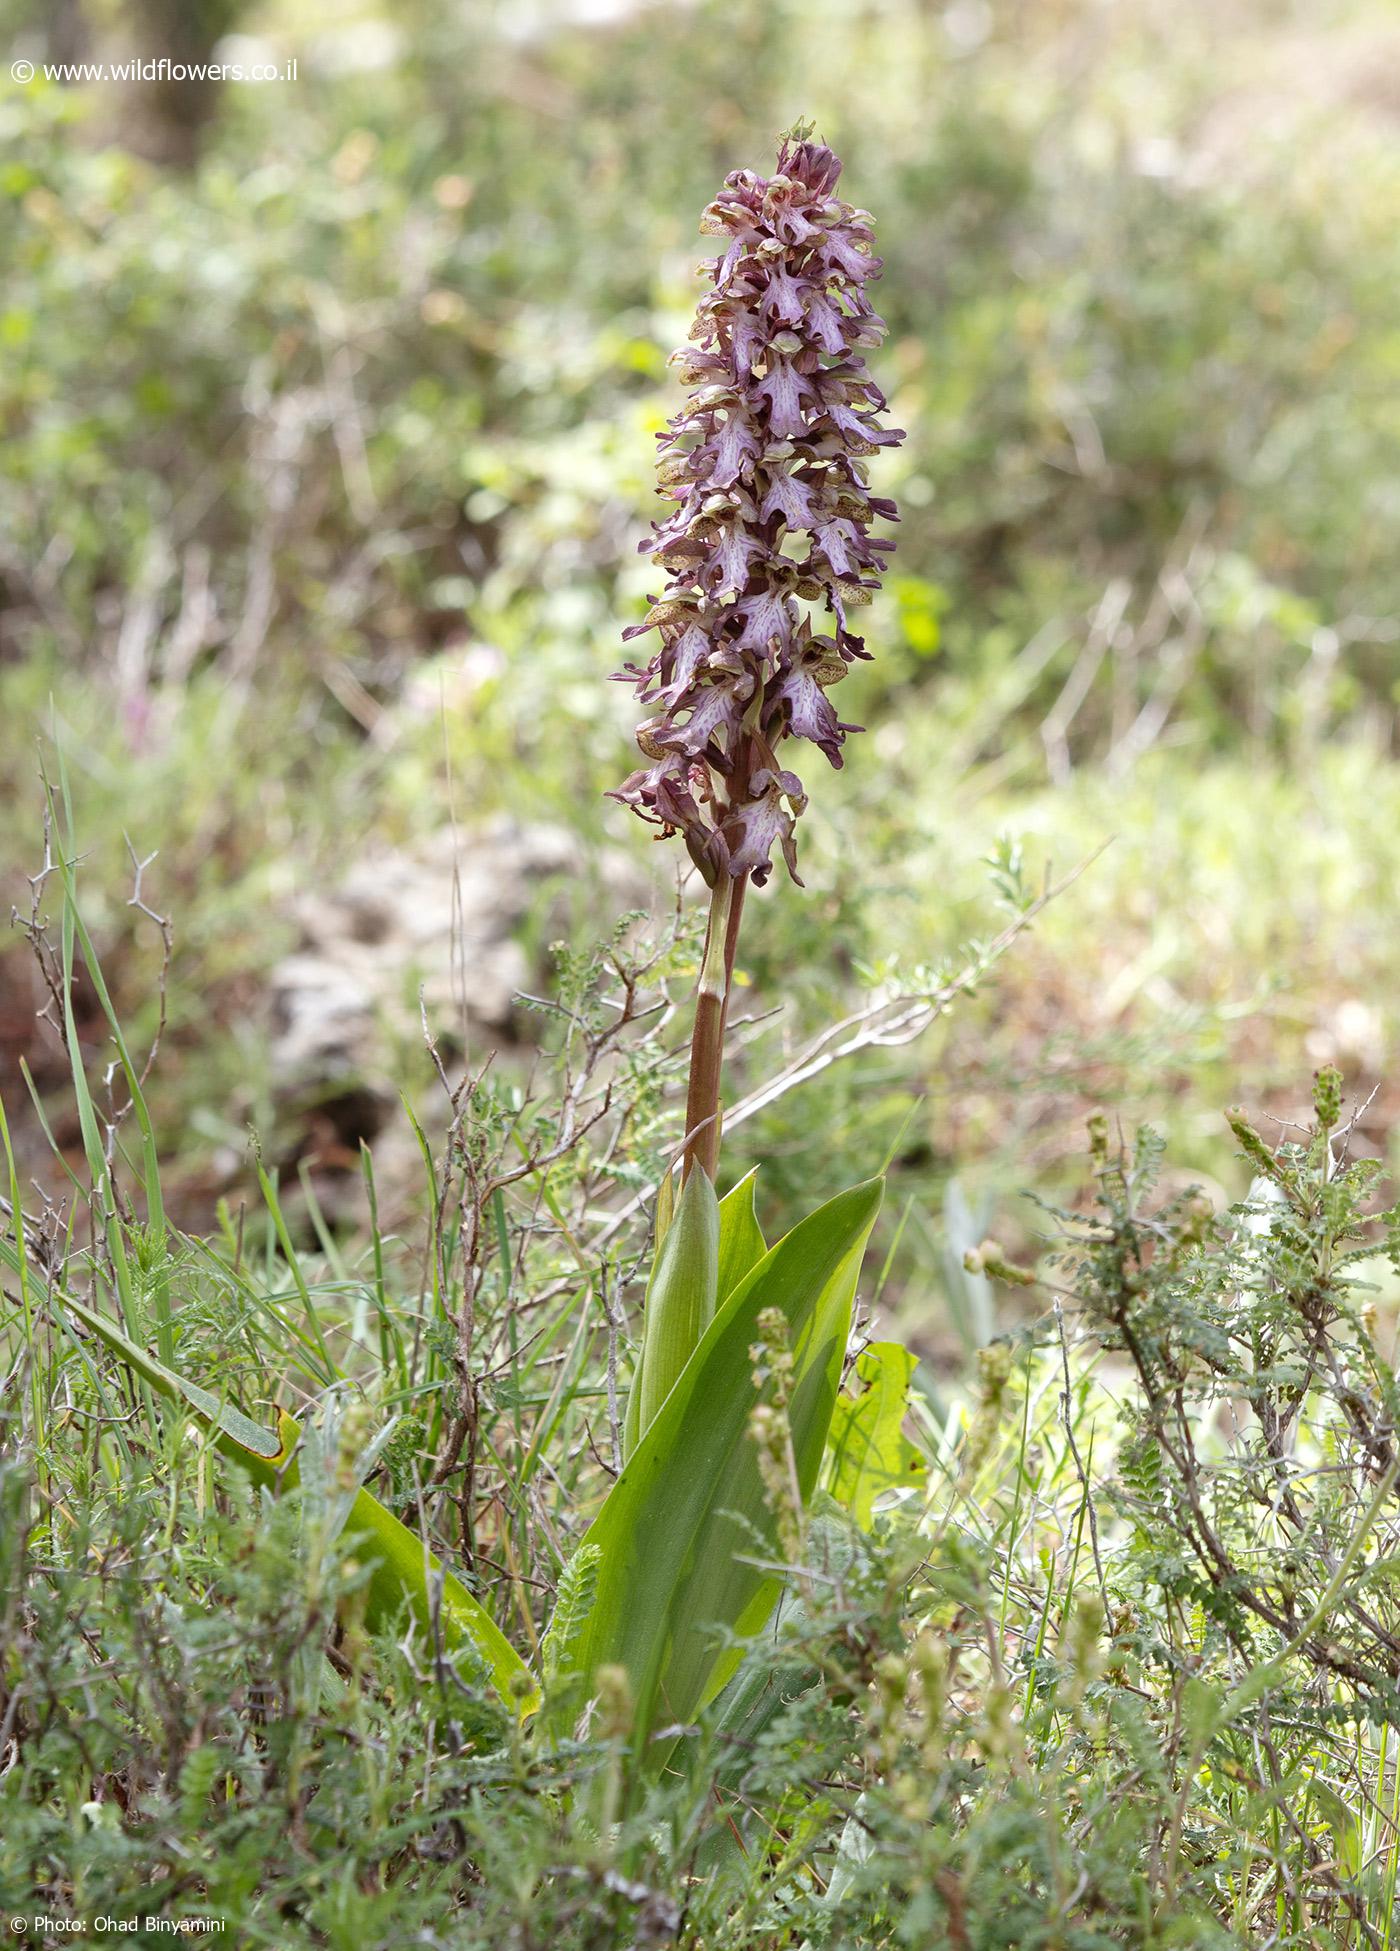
[612,121,903,1185]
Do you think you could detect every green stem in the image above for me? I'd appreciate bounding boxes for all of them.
[681,872,746,1184]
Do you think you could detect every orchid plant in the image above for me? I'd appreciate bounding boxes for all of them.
[612,121,903,1187]
[19,127,913,1783]
[537,125,912,1760]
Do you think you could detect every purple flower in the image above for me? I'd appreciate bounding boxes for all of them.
[609,127,903,887]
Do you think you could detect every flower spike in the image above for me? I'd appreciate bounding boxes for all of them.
[610,130,903,888]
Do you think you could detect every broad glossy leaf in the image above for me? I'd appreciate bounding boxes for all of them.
[341,1486,537,1715]
[53,1288,290,1473]
[627,1162,719,1455]
[622,1168,763,1463]
[717,1167,766,1306]
[551,1177,882,1756]
[824,1339,926,1527]
[48,1290,538,1716]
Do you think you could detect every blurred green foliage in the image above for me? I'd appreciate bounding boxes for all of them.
[5,6,1400,1937]
[2,0,1399,1262]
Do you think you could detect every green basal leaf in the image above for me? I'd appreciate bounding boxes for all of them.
[624,1166,766,1462]
[47,1289,538,1718]
[717,1167,766,1306]
[549,1176,882,1762]
[53,1288,289,1473]
[824,1339,927,1528]
[621,1329,644,1463]
[627,1162,720,1455]
[341,1486,537,1717]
